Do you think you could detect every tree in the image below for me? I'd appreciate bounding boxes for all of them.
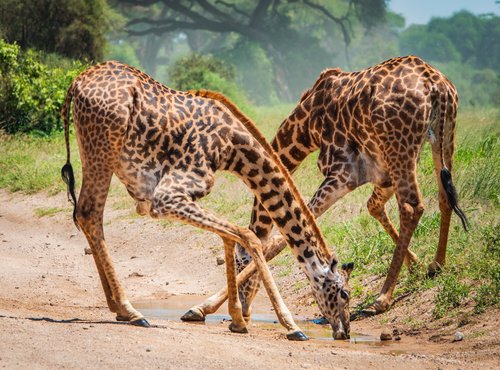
[0,0,118,61]
[399,25,461,63]
[117,0,387,101]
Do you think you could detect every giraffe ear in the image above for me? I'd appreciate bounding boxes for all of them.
[341,262,354,278]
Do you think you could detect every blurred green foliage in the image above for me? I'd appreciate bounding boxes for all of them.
[398,11,499,106]
[0,0,120,61]
[0,40,86,134]
[168,53,252,112]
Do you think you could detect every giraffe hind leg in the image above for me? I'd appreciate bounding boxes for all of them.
[367,186,419,269]
[77,168,148,327]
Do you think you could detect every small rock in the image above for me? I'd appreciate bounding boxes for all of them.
[84,247,92,255]
[130,255,138,259]
[453,332,464,342]
[165,282,169,286]
[380,328,393,341]
[216,256,225,265]
[129,272,144,277]
[393,328,401,341]
[146,348,151,352]
[288,352,292,357]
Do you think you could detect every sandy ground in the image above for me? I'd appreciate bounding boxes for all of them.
[0,189,498,369]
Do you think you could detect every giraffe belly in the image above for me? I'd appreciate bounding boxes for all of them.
[358,152,391,188]
[114,153,164,203]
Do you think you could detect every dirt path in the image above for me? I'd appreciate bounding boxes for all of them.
[0,189,498,369]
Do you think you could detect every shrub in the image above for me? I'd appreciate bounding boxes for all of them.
[168,53,252,113]
[0,39,86,134]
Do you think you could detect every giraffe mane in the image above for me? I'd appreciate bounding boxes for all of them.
[187,89,332,261]
[298,68,342,103]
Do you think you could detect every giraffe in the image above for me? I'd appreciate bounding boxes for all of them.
[60,61,354,341]
[183,55,468,321]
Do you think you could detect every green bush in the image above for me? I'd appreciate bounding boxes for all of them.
[0,39,86,134]
[168,53,252,113]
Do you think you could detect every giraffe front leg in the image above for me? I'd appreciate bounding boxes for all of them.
[238,230,307,341]
[150,186,306,340]
[222,237,247,333]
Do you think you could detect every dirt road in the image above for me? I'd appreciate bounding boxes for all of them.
[0,189,498,369]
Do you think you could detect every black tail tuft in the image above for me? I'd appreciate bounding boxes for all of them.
[440,168,468,231]
[61,162,79,229]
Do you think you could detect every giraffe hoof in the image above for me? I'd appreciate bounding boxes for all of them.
[373,300,391,314]
[362,300,391,316]
[427,261,442,278]
[229,323,248,334]
[131,318,150,327]
[180,308,206,322]
[286,330,309,341]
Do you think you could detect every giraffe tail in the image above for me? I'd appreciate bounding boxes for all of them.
[440,168,468,231]
[435,86,468,231]
[61,83,79,230]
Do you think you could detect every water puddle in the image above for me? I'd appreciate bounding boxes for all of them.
[135,295,385,345]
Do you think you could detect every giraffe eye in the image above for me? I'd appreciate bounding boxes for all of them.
[340,290,349,300]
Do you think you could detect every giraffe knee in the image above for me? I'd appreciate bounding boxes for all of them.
[149,192,188,219]
[75,198,98,227]
[238,229,262,254]
[401,202,424,223]
[367,198,382,218]
[136,200,151,216]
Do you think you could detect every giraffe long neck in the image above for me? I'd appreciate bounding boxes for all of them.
[270,101,321,173]
[188,89,333,282]
[247,102,322,242]
[227,135,331,280]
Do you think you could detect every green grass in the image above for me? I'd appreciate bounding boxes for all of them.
[34,206,65,217]
[0,131,79,194]
[0,106,498,321]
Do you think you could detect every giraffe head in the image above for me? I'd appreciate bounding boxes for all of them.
[315,258,354,340]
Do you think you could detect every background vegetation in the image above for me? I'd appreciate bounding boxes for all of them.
[0,0,498,323]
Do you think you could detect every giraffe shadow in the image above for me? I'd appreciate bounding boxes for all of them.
[0,314,164,328]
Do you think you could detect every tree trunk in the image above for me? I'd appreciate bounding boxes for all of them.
[263,44,293,102]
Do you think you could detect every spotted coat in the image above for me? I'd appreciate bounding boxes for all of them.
[61,61,353,340]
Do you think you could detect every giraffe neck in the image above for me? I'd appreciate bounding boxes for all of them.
[189,89,334,284]
[246,89,326,244]
[270,100,321,172]
[227,141,331,281]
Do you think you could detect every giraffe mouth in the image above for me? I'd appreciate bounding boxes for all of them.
[332,317,350,340]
